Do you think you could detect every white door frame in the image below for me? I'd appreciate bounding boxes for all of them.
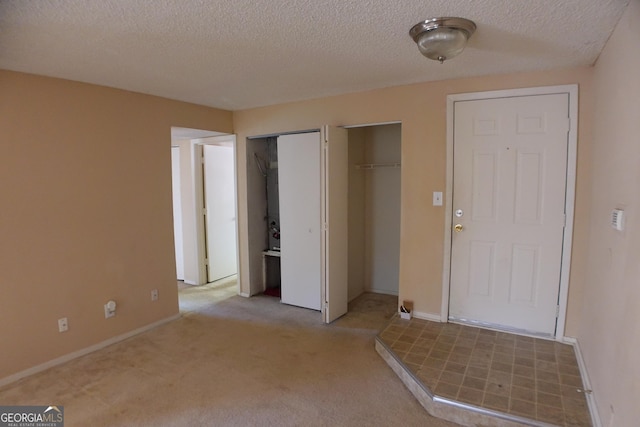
[441,85,578,341]
[171,146,185,281]
[192,135,240,287]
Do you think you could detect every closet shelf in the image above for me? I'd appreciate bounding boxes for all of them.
[355,162,401,170]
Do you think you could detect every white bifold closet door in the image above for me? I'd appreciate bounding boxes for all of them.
[278,132,323,310]
[322,126,348,323]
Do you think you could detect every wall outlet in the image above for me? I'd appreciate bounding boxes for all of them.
[151,289,159,301]
[58,317,68,333]
[104,300,116,319]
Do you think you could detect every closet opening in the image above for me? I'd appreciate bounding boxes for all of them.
[248,136,282,298]
[245,124,400,321]
[347,123,401,303]
[247,130,326,312]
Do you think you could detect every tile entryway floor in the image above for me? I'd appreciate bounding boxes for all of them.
[377,317,592,427]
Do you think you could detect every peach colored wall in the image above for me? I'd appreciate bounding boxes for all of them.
[234,67,593,335]
[0,70,232,379]
[347,128,366,300]
[580,1,640,425]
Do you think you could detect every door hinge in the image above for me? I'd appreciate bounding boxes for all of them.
[203,208,207,216]
[204,258,209,266]
[556,305,560,317]
[323,222,328,231]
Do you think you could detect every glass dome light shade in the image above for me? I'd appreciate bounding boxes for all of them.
[410,17,476,63]
[416,27,469,61]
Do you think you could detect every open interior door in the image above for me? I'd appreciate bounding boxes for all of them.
[322,125,349,323]
[203,143,238,282]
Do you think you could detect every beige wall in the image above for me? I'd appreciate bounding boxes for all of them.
[347,128,366,300]
[0,70,232,379]
[580,1,640,425]
[234,67,593,332]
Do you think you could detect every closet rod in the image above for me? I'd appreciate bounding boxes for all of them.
[355,162,401,170]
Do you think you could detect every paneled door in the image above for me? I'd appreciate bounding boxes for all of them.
[449,93,570,336]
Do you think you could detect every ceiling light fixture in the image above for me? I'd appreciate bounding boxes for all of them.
[410,17,476,64]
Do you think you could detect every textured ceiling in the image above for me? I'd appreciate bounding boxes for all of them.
[0,0,630,110]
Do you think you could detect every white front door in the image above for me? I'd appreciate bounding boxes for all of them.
[278,132,322,310]
[203,144,238,282]
[449,93,570,336]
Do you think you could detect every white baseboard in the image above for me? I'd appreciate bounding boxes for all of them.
[412,311,442,322]
[563,336,602,427]
[0,314,181,388]
[239,292,250,298]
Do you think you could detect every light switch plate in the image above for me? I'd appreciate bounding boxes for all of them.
[433,192,443,206]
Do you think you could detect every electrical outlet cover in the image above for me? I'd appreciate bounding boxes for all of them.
[58,317,68,332]
[104,304,115,318]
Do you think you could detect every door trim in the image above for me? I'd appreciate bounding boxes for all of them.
[441,85,578,341]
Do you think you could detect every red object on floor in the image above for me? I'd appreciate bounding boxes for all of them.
[263,286,281,298]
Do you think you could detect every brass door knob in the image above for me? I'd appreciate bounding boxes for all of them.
[454,224,464,232]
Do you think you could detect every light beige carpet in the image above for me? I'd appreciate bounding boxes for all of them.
[0,279,460,426]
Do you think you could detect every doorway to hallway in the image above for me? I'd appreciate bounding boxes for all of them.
[170,127,240,296]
